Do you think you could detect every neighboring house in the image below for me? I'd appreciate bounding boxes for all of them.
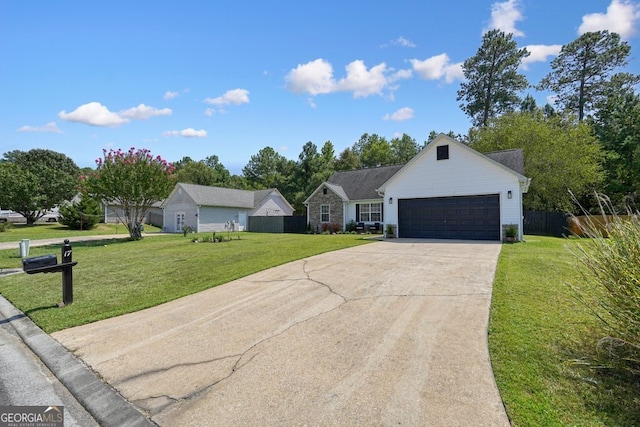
[104,202,163,227]
[161,183,294,233]
[304,134,531,241]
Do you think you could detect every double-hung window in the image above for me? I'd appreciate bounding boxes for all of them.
[320,205,330,223]
[358,202,382,222]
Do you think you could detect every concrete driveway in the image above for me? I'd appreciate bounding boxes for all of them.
[52,239,508,426]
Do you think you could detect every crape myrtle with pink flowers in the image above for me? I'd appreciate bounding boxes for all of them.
[81,147,176,240]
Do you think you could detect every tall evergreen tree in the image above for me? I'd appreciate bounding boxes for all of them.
[538,31,638,121]
[591,75,640,207]
[457,29,529,127]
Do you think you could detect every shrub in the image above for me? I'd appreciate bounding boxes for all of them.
[345,220,357,233]
[58,195,103,230]
[182,224,194,237]
[570,194,640,374]
[0,221,11,232]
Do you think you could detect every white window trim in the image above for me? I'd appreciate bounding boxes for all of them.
[358,202,382,222]
[320,204,330,223]
[176,212,186,232]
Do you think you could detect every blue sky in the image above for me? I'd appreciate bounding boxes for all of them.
[2,0,639,175]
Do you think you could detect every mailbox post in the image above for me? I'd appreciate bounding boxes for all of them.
[22,239,78,307]
[61,239,73,306]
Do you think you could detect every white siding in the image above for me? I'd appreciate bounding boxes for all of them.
[344,199,384,225]
[251,193,294,216]
[104,206,162,225]
[383,141,523,239]
[163,189,198,233]
[198,207,248,232]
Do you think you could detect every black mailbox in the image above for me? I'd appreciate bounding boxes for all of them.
[20,240,78,307]
[22,254,58,272]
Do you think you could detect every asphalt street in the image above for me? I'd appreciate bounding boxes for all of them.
[0,311,99,426]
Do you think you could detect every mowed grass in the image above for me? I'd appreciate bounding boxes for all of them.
[0,222,161,243]
[489,235,640,426]
[0,232,373,333]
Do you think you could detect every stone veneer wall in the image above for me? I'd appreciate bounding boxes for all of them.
[501,223,519,242]
[308,186,344,233]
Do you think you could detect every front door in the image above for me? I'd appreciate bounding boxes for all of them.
[238,211,247,230]
[175,212,185,233]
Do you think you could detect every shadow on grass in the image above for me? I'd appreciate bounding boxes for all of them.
[40,238,134,251]
[24,305,59,316]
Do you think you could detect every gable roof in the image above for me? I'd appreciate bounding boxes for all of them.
[378,134,530,193]
[484,148,525,176]
[305,134,530,204]
[253,188,295,213]
[327,164,404,200]
[163,183,289,209]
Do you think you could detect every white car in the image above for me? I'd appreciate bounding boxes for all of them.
[0,210,23,223]
[0,210,58,223]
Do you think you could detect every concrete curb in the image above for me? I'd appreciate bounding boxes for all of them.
[0,295,156,427]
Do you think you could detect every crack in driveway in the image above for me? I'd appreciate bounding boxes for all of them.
[141,258,351,411]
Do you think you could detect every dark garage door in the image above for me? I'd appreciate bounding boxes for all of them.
[398,194,500,240]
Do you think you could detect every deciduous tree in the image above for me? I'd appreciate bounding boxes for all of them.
[469,111,604,211]
[334,148,362,171]
[0,149,79,224]
[82,148,175,239]
[390,133,420,164]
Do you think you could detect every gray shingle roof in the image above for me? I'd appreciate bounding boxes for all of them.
[178,183,256,208]
[322,147,525,201]
[484,149,525,176]
[327,164,404,200]
[253,189,273,206]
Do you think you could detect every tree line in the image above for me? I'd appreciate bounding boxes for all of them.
[1,29,638,226]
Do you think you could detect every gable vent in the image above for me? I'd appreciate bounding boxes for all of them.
[437,145,449,160]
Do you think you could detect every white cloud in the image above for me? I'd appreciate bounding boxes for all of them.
[17,122,62,133]
[390,68,413,81]
[119,104,172,120]
[410,54,463,83]
[410,54,450,80]
[58,102,129,127]
[383,107,414,122]
[521,44,562,69]
[579,0,640,39]
[286,58,409,98]
[163,128,208,138]
[485,0,525,37]
[59,102,171,127]
[442,62,464,83]
[204,88,250,106]
[336,60,389,98]
[163,91,179,100]
[285,58,336,95]
[383,36,416,48]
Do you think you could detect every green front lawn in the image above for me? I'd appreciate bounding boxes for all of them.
[0,223,162,243]
[0,232,372,333]
[2,231,638,424]
[490,236,640,426]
